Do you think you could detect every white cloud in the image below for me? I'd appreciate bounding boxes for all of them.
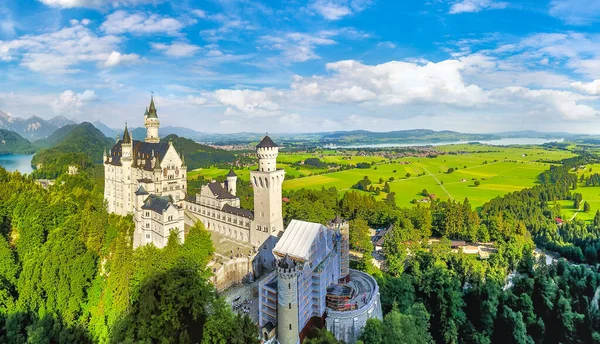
[0,22,130,73]
[449,0,507,14]
[38,0,161,9]
[261,31,336,63]
[100,10,184,36]
[549,0,600,25]
[572,80,600,95]
[104,51,139,67]
[151,42,200,57]
[211,89,280,116]
[309,0,371,20]
[51,90,97,114]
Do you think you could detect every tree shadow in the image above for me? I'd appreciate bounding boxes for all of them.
[0,311,92,344]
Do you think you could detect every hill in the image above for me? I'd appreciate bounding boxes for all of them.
[31,122,114,178]
[161,134,236,170]
[0,129,35,155]
[321,129,500,144]
[0,110,60,141]
[33,123,79,148]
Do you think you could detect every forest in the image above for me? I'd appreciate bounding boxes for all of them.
[1,152,600,343]
[0,168,257,343]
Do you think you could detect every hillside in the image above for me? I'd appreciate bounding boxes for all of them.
[31,122,114,178]
[0,129,35,155]
[161,134,236,170]
[33,123,79,148]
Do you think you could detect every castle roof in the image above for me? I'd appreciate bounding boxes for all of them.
[221,204,253,219]
[122,123,131,144]
[227,169,237,177]
[274,220,327,261]
[147,96,158,119]
[207,181,237,200]
[331,215,344,224]
[141,194,175,214]
[257,135,278,148]
[135,185,149,196]
[107,140,170,170]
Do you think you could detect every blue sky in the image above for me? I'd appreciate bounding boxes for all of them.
[1,0,600,133]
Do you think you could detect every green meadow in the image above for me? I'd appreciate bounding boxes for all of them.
[188,144,576,209]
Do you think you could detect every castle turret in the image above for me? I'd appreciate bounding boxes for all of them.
[145,96,160,143]
[121,123,134,214]
[329,215,350,284]
[226,169,237,196]
[276,255,300,344]
[250,135,285,270]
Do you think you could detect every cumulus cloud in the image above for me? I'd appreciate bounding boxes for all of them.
[0,22,131,73]
[51,90,97,114]
[100,10,184,36]
[449,0,507,14]
[151,42,200,57]
[572,80,600,95]
[104,51,139,67]
[309,0,371,20]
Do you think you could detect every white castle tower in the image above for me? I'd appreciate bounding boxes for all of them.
[250,136,285,268]
[277,255,300,344]
[144,95,160,143]
[226,169,237,196]
[121,123,134,212]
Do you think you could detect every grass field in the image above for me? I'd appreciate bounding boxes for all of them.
[554,163,600,222]
[188,144,576,209]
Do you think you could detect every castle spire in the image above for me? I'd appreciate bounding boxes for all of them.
[122,122,131,143]
[147,93,158,119]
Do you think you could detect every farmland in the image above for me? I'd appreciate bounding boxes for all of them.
[187,144,576,209]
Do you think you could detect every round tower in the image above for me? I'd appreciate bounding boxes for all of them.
[226,169,237,196]
[329,215,350,284]
[256,135,279,172]
[277,255,300,344]
[145,96,160,143]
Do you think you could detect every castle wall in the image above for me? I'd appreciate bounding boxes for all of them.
[185,202,251,243]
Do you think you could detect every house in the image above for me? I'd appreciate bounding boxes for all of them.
[555,218,564,225]
[372,225,393,251]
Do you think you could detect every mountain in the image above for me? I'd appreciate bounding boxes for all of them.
[0,129,35,155]
[31,122,114,178]
[321,129,500,144]
[131,127,146,141]
[161,134,236,170]
[48,116,77,128]
[33,124,79,148]
[0,110,59,141]
[92,121,118,138]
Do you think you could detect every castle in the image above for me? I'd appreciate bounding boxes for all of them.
[103,97,186,248]
[185,135,285,273]
[103,97,381,343]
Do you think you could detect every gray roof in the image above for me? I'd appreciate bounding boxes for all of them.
[257,135,278,148]
[141,194,174,214]
[207,181,237,200]
[227,169,237,177]
[108,140,170,171]
[135,185,149,195]
[331,215,344,224]
[221,204,254,219]
[373,224,393,247]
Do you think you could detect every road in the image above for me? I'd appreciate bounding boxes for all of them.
[569,199,584,221]
[421,166,454,200]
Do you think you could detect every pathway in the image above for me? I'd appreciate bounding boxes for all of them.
[569,199,584,221]
[422,166,454,200]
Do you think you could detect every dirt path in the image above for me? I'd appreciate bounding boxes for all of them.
[422,166,454,200]
[569,200,584,221]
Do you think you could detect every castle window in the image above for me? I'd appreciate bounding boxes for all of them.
[289,324,292,331]
[146,234,150,239]
[289,303,291,309]
[288,283,291,289]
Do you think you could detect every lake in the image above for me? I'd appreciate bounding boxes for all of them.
[333,138,565,149]
[0,154,35,174]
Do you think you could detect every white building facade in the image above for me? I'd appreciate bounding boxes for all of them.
[103,97,186,248]
[185,135,285,272]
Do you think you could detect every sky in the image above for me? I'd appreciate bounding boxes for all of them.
[1,0,600,134]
